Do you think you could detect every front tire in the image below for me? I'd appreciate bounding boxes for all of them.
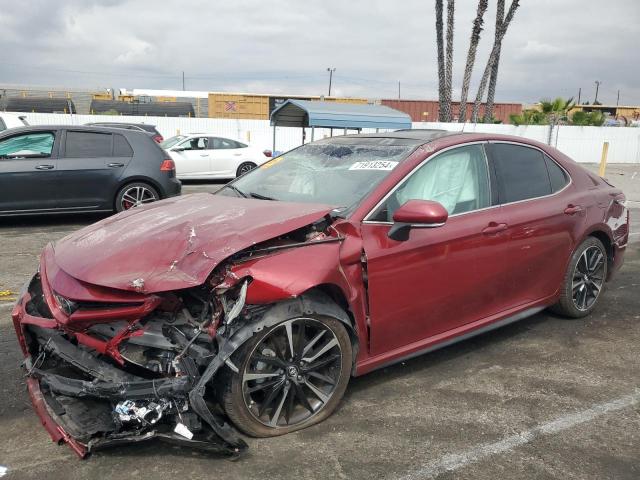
[551,237,607,318]
[221,314,352,437]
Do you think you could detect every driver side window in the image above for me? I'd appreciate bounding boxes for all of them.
[0,132,55,158]
[179,137,208,150]
[371,144,491,222]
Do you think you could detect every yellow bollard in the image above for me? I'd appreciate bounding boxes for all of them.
[598,141,609,177]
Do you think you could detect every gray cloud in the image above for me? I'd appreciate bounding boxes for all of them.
[1,0,639,104]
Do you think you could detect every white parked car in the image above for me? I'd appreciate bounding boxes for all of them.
[161,134,272,179]
[0,113,29,132]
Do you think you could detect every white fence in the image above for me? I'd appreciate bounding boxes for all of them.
[18,112,640,163]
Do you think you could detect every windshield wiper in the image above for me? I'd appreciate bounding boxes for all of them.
[248,192,277,201]
[222,184,247,198]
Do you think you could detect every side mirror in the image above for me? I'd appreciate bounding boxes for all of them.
[388,199,448,241]
[173,147,185,152]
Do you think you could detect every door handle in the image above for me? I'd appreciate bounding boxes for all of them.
[108,162,124,168]
[199,154,209,157]
[35,164,54,170]
[233,153,242,156]
[564,204,583,215]
[482,222,508,235]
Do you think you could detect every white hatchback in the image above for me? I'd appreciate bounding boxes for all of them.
[161,134,271,179]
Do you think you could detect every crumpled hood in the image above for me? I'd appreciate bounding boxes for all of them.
[53,193,334,293]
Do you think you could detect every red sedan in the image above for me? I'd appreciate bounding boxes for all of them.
[12,131,629,457]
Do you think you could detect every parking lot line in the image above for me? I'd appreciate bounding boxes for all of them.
[397,389,640,480]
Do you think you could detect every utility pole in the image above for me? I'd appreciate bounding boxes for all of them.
[398,81,401,100]
[616,89,620,106]
[182,71,185,91]
[577,87,581,105]
[327,68,336,96]
[594,80,601,104]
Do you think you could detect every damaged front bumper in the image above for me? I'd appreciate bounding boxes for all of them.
[12,269,249,459]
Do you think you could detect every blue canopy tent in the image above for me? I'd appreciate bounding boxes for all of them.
[269,99,412,153]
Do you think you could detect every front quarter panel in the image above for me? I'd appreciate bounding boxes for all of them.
[227,237,369,365]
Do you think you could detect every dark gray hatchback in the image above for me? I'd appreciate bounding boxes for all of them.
[0,125,181,216]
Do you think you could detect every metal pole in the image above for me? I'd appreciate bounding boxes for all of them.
[311,127,315,141]
[182,71,185,91]
[327,68,336,96]
[272,126,276,154]
[398,81,401,99]
[577,87,581,105]
[594,80,601,104]
[616,90,620,106]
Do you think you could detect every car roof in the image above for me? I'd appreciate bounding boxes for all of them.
[87,122,155,128]
[0,124,150,137]
[313,129,555,151]
[312,129,463,146]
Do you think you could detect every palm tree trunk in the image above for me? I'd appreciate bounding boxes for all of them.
[471,0,520,123]
[483,0,505,122]
[435,0,446,121]
[458,0,489,123]
[442,0,455,122]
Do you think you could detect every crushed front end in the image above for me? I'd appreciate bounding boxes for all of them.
[12,244,253,458]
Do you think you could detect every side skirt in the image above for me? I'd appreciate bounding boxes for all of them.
[355,300,552,376]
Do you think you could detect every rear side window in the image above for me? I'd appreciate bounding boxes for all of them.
[544,155,569,192]
[212,137,240,149]
[489,144,551,203]
[65,131,112,158]
[113,134,133,157]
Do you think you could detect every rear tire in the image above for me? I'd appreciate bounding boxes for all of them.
[115,182,159,212]
[550,237,607,318]
[221,314,352,437]
[236,162,257,178]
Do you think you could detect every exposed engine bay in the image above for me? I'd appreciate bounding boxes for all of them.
[14,212,346,458]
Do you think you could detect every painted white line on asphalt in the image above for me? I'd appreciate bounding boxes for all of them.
[397,389,640,480]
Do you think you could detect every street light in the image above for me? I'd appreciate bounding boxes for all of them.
[594,80,601,104]
[327,68,336,96]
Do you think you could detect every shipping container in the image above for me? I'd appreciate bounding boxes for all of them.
[381,99,522,124]
[209,92,370,119]
[209,94,270,119]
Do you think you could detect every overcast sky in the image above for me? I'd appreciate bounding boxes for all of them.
[1,0,639,105]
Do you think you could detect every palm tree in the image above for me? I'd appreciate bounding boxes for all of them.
[483,0,505,122]
[435,0,446,121]
[470,0,520,122]
[540,97,575,125]
[458,0,489,123]
[509,109,547,126]
[442,0,455,122]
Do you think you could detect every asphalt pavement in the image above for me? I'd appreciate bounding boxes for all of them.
[0,175,639,480]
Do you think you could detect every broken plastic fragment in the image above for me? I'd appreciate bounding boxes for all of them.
[174,422,194,439]
[130,278,145,291]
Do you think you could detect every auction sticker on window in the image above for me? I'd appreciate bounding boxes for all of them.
[349,160,399,171]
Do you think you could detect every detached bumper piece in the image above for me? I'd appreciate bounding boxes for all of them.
[20,324,247,458]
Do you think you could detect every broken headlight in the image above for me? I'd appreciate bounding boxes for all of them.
[53,292,79,316]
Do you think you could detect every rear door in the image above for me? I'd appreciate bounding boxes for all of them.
[486,142,583,306]
[0,130,60,212]
[56,130,118,209]
[210,137,244,177]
